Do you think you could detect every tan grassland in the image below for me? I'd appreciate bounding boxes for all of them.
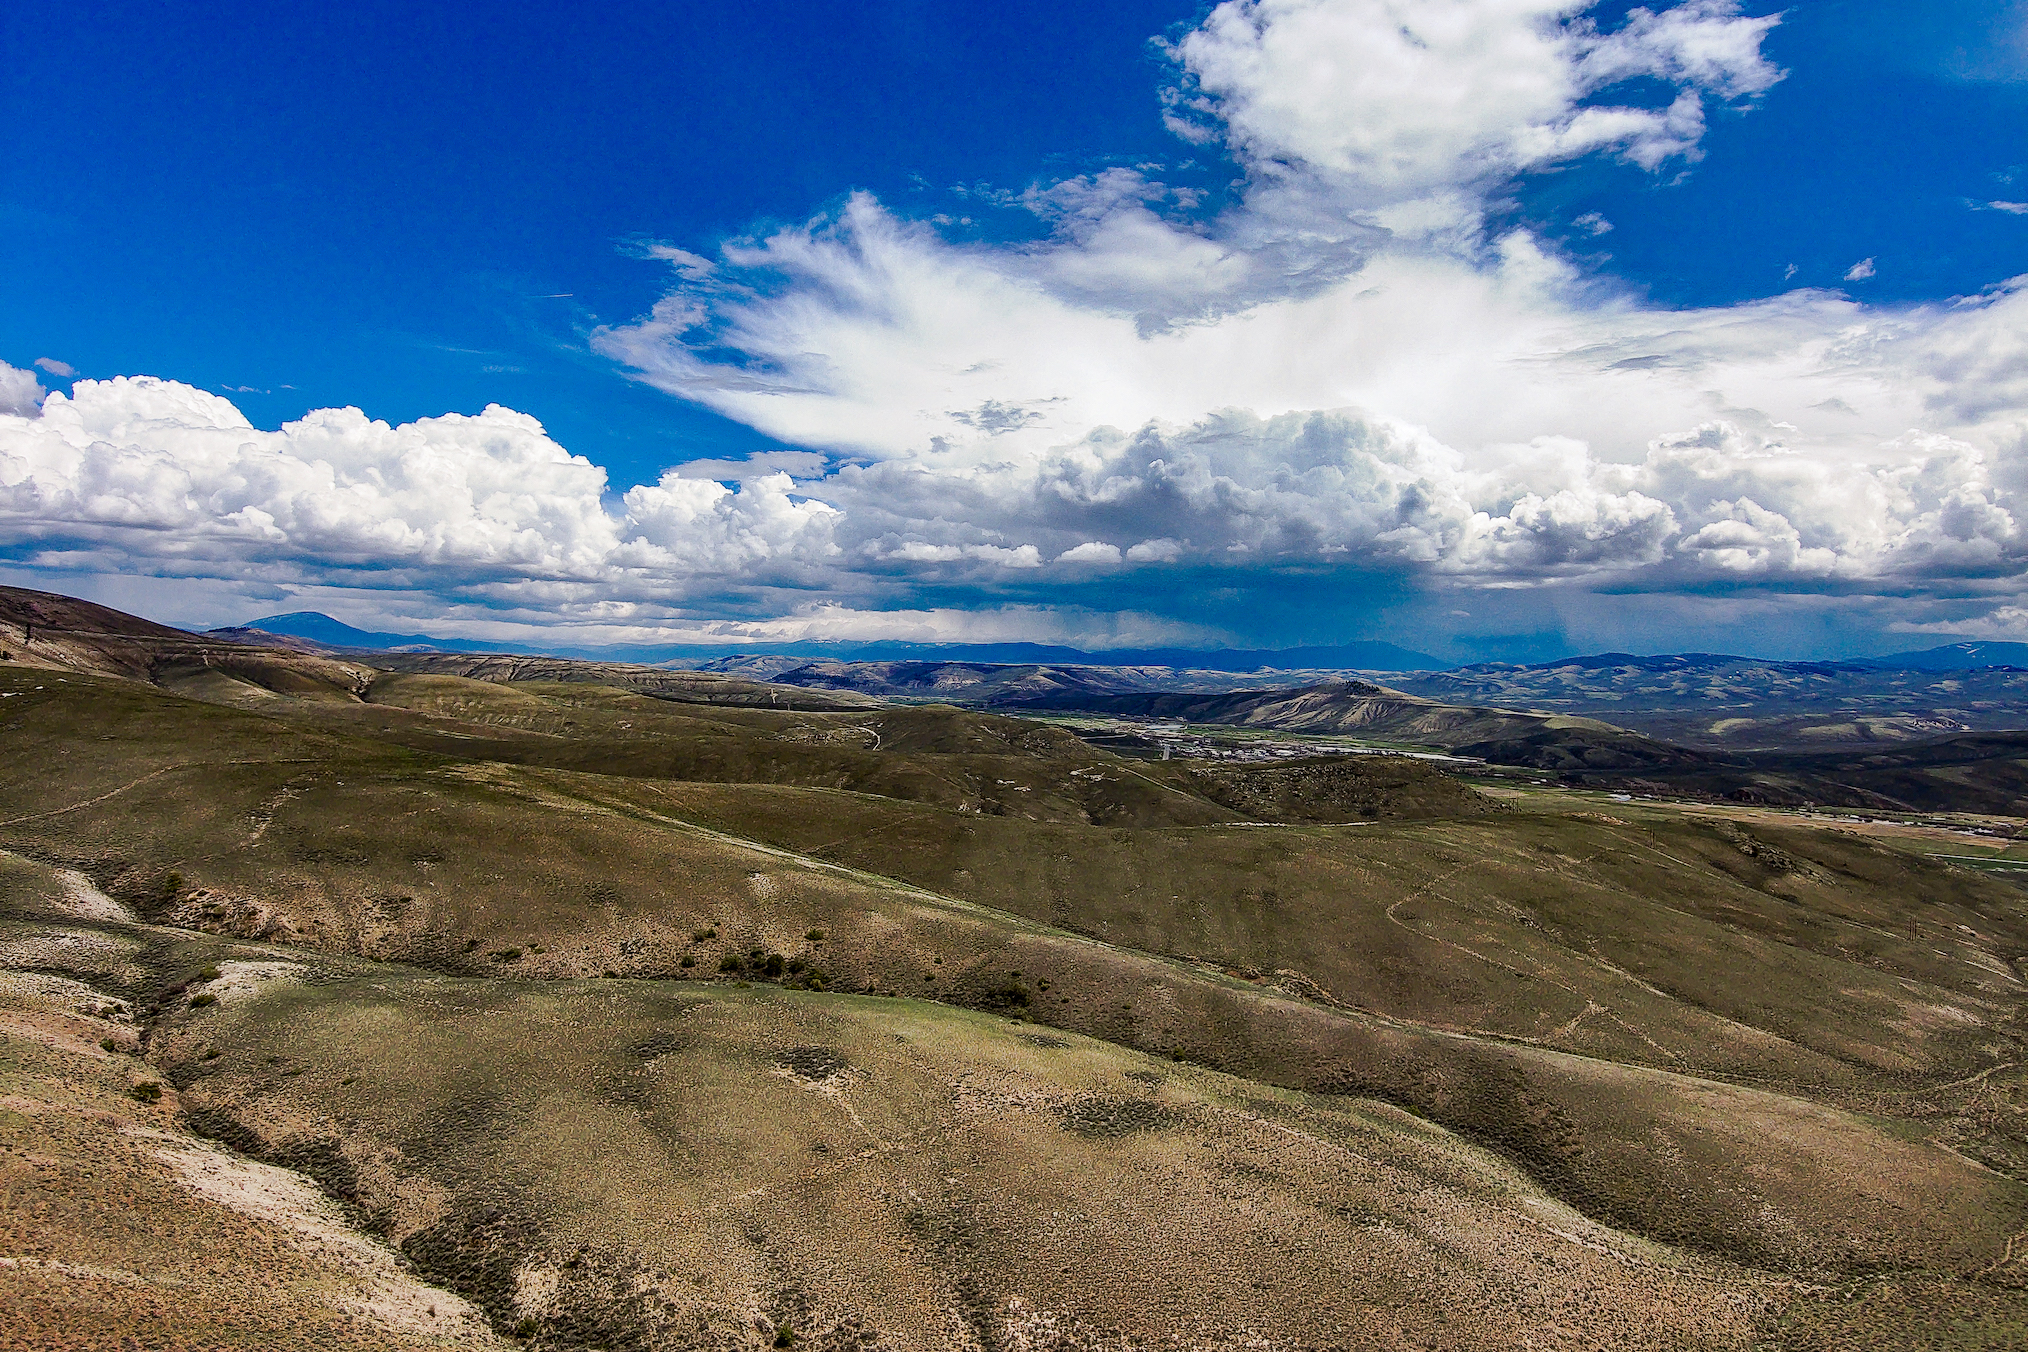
[0,587,2025,1347]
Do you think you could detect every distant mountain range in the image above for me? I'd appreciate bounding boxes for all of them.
[1380,650,2028,750]
[220,611,2028,675]
[759,656,2028,808]
[214,611,518,655]
[9,582,2025,809]
[1866,641,2028,671]
[1442,645,2028,675]
[223,611,1451,670]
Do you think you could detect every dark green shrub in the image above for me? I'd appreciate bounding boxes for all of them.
[983,981,1030,1009]
[197,964,220,981]
[488,948,522,963]
[201,1048,221,1061]
[786,958,806,974]
[99,1037,118,1053]
[130,1082,162,1104]
[761,953,786,979]
[719,955,743,972]
[188,993,216,1008]
[679,955,696,968]
[805,929,825,941]
[691,927,717,942]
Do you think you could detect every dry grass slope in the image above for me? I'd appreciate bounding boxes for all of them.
[1,586,2025,1348]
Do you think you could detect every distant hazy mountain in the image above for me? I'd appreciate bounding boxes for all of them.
[764,660,1169,704]
[225,611,2028,679]
[679,639,1454,670]
[229,611,517,655]
[1382,649,2028,750]
[1865,641,2028,671]
[228,611,1450,670]
[936,640,1452,671]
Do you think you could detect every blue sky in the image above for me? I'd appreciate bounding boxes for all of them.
[2,1,2026,660]
[4,0,1201,483]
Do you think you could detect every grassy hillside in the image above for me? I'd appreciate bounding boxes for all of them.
[3,587,2027,1348]
[1547,731,2028,814]
[0,860,1805,1351]
[999,680,1716,772]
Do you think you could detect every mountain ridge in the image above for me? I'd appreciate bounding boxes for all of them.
[228,610,1455,669]
[228,610,2028,675]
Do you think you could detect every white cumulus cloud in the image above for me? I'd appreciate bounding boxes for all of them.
[13,2,2028,652]
[1166,0,1780,207]
[579,0,2028,648]
[0,362,45,418]
[0,374,838,595]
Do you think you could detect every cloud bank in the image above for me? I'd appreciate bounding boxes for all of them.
[7,0,2028,652]
[0,374,838,596]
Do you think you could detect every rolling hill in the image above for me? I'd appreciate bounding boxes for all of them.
[775,664,1719,773]
[3,583,2027,1347]
[1382,651,2028,750]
